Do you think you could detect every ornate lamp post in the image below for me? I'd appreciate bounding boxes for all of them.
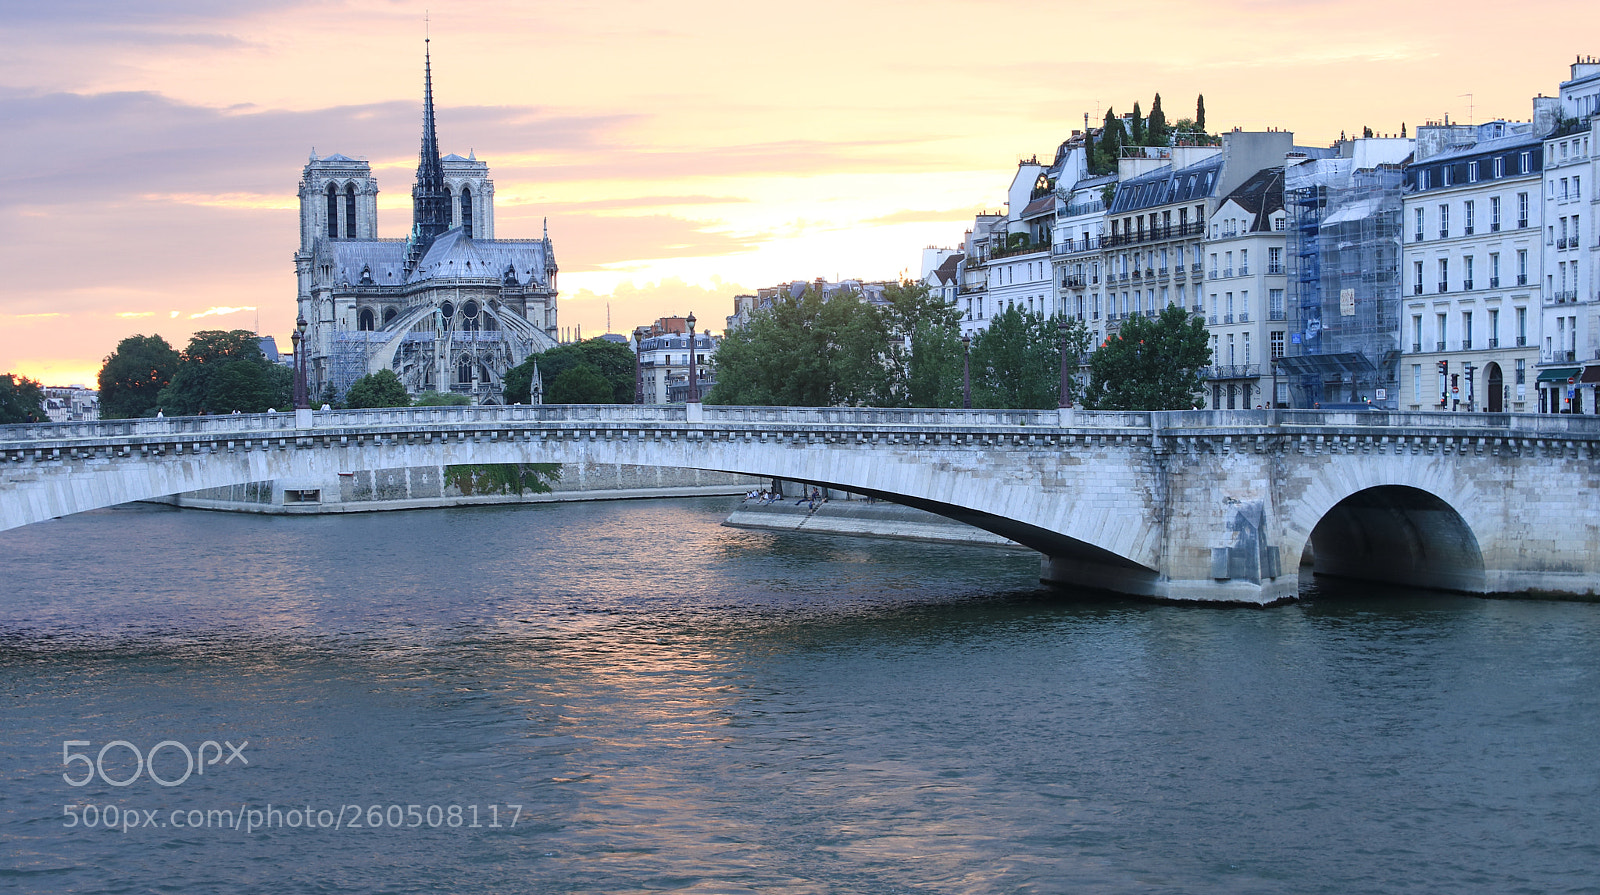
[1058,317,1073,408]
[961,334,972,409]
[633,326,648,404]
[686,311,700,404]
[292,315,308,409]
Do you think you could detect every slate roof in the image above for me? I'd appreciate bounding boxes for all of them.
[1421,129,1543,165]
[321,229,553,289]
[1219,167,1284,233]
[1109,156,1223,214]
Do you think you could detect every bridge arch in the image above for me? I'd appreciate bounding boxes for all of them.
[1300,485,1485,593]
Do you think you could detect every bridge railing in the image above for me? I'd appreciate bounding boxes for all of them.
[4,405,1600,446]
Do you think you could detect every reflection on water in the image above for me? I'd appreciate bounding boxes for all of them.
[1,499,1598,894]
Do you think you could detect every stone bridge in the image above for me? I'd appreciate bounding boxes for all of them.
[2,405,1596,604]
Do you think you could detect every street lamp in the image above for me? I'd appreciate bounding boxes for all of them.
[633,326,648,405]
[961,333,972,409]
[1058,317,1072,408]
[686,311,700,404]
[293,315,308,409]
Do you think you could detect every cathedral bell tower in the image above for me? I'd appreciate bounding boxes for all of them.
[407,39,452,271]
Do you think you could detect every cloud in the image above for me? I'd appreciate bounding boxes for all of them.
[864,208,984,226]
[189,306,254,319]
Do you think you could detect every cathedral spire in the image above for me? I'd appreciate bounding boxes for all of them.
[408,38,451,269]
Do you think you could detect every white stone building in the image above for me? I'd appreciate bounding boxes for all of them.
[1403,118,1549,412]
[1537,56,1600,413]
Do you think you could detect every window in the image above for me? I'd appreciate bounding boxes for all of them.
[345,184,357,238]
[1464,255,1474,289]
[1518,192,1529,227]
[1415,207,1425,240]
[1268,246,1282,273]
[1520,151,1531,174]
[1418,169,1429,190]
[1489,308,1499,346]
[1439,204,1449,238]
[1491,195,1501,231]
[1412,315,1423,351]
[1438,258,1449,293]
[1269,288,1285,319]
[1437,312,1448,350]
[1464,200,1475,234]
[1243,331,1251,365]
[325,183,339,238]
[1490,252,1500,286]
[1462,311,1473,349]
[1413,364,1422,402]
[1469,161,1479,183]
[1517,249,1528,283]
[1270,331,1285,359]
[1414,260,1424,295]
[1494,156,1505,178]
[1517,306,1527,344]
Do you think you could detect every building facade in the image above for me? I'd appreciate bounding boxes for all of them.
[1537,57,1600,412]
[294,45,559,405]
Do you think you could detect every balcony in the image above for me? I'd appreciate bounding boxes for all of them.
[1158,266,1169,277]
[1175,267,1187,280]
[1414,232,1426,243]
[1239,311,1250,323]
[1517,274,1528,286]
[1209,269,1220,279]
[1145,268,1155,278]
[1463,279,1474,291]
[1191,304,1204,313]
[1439,229,1449,239]
[1555,290,1577,304]
[1490,276,1500,288]
[1412,342,1423,352]
[1092,311,1100,320]
[1132,269,1142,280]
[1268,309,1286,321]
[1223,267,1234,278]
[1267,263,1284,275]
[1464,226,1474,236]
[1557,237,1569,249]
[1192,262,1203,273]
[1516,336,1528,347]
[1118,272,1130,283]
[1436,341,1447,352]
[1491,222,1500,232]
[1208,315,1219,325]
[1205,364,1261,380]
[1414,284,1424,295]
[1223,314,1235,324]
[1438,282,1449,293]
[1063,275,1086,288]
[1239,266,1250,277]
[1099,221,1206,248]
[1462,339,1473,350]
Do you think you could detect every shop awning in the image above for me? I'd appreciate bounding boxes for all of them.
[1535,367,1582,383]
[1580,366,1600,384]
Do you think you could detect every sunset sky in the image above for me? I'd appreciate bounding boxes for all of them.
[3,0,1594,386]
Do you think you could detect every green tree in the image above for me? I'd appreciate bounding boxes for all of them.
[1147,93,1168,146]
[158,330,291,414]
[708,286,893,406]
[414,390,471,406]
[879,280,963,408]
[504,338,638,405]
[1093,108,1123,174]
[546,363,614,403]
[1083,305,1210,410]
[98,334,180,418]
[1196,93,1206,132]
[1130,101,1146,146]
[343,369,411,408]
[968,307,1089,409]
[0,373,46,424]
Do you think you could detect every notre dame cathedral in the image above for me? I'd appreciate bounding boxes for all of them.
[293,42,559,404]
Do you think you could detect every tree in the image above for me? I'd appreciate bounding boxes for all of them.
[879,280,964,408]
[1196,93,1206,132]
[504,338,638,405]
[1130,101,1146,146]
[157,330,291,415]
[98,334,180,418]
[414,390,471,406]
[1147,93,1168,146]
[0,373,46,424]
[968,307,1089,409]
[708,286,893,406]
[1094,107,1123,174]
[546,364,614,403]
[1083,304,1210,410]
[343,369,411,408]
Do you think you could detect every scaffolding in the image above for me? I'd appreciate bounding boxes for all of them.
[1282,156,1406,408]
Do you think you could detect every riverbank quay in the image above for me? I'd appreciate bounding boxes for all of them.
[725,497,1026,549]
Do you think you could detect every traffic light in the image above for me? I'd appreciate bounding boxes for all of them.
[1437,360,1448,376]
[1451,373,1460,393]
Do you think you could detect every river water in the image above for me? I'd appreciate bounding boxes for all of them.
[0,498,1596,894]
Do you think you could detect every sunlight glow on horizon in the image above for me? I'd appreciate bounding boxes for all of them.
[1,0,1594,384]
